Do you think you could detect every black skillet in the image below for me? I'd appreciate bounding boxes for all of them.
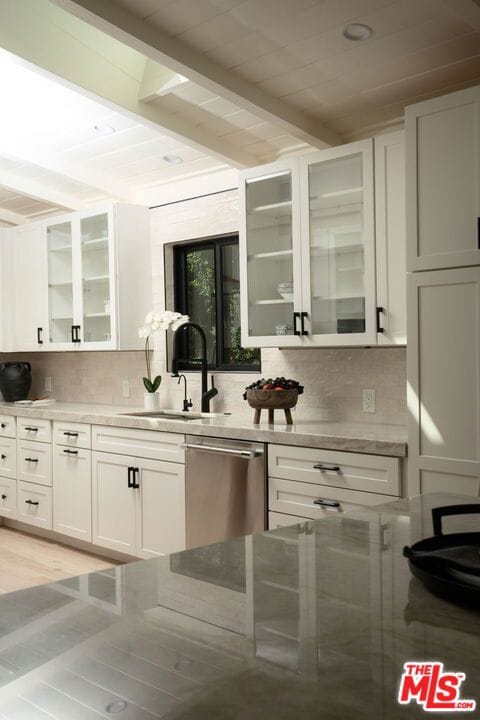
[403,504,480,608]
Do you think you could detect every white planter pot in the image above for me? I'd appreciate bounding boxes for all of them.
[144,392,160,410]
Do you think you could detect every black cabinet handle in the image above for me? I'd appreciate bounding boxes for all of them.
[25,457,39,463]
[127,466,134,488]
[293,312,300,336]
[1,455,6,460]
[25,499,39,506]
[313,497,341,510]
[24,427,38,432]
[132,467,140,489]
[376,306,385,333]
[1,494,6,500]
[313,463,341,472]
[63,449,78,455]
[74,325,81,343]
[300,311,308,336]
[63,431,79,437]
[37,327,43,345]
[0,423,6,429]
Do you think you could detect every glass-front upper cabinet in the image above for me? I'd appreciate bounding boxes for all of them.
[300,139,376,345]
[79,211,114,347]
[46,220,76,346]
[240,159,303,347]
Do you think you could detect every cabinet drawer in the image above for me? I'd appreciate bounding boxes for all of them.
[17,417,52,443]
[269,476,392,521]
[93,425,185,463]
[268,445,400,496]
[53,421,91,449]
[268,511,310,529]
[0,437,16,479]
[0,477,16,519]
[17,440,52,486]
[17,481,52,529]
[0,415,16,439]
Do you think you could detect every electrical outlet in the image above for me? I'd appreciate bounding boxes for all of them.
[122,380,130,398]
[362,388,376,413]
[45,376,52,393]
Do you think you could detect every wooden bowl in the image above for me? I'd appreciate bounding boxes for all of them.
[246,388,299,409]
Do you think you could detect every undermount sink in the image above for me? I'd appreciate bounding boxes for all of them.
[120,409,228,421]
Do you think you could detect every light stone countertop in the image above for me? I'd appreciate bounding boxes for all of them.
[0,493,477,719]
[0,400,407,456]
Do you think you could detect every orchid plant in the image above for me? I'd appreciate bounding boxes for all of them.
[138,311,189,393]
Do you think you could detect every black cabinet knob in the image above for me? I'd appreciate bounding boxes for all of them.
[1,494,6,500]
[1,455,6,460]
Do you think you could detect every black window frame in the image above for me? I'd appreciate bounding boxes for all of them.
[173,234,260,373]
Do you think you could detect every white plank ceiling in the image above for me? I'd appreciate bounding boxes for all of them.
[0,0,479,222]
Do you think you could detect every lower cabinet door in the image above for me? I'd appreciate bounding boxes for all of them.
[17,481,52,529]
[0,477,16,519]
[92,451,137,554]
[137,458,185,558]
[53,446,92,542]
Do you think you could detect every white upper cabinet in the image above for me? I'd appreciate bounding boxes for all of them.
[300,139,376,345]
[240,135,405,347]
[239,158,303,347]
[4,203,151,352]
[4,222,47,351]
[405,85,480,271]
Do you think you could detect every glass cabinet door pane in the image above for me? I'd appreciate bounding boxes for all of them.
[47,221,74,343]
[80,213,111,344]
[245,172,295,338]
[308,154,366,336]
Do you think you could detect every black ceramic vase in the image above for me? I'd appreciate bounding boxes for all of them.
[0,362,32,402]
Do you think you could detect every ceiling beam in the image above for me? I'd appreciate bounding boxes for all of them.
[139,59,189,102]
[0,169,80,211]
[0,208,28,226]
[51,0,343,150]
[0,0,256,168]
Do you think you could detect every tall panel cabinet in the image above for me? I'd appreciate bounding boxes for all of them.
[406,83,480,496]
[240,134,406,348]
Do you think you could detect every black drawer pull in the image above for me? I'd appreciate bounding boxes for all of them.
[132,467,140,489]
[25,457,39,463]
[313,463,340,472]
[314,497,342,510]
[1,423,6,429]
[63,449,78,455]
[293,311,300,336]
[24,426,39,432]
[37,327,43,345]
[63,431,79,437]
[25,499,39,506]
[1,455,6,460]
[1,494,6,500]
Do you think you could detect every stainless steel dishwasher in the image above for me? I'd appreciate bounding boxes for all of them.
[183,435,266,549]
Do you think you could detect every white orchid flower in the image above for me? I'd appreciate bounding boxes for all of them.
[138,326,150,339]
[144,311,154,325]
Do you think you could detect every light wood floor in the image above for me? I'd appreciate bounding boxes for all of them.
[0,527,121,595]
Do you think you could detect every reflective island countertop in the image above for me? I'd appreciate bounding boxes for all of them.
[0,493,478,719]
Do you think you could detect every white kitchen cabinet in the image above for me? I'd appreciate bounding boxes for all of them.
[407,268,480,496]
[3,221,47,350]
[405,85,480,271]
[17,480,52,529]
[240,135,405,347]
[53,445,92,542]
[17,439,52,486]
[0,437,16,479]
[44,203,151,351]
[0,477,16,519]
[375,131,406,344]
[92,451,186,558]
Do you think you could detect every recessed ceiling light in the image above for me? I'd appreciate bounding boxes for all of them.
[93,124,116,135]
[163,154,184,165]
[342,23,373,42]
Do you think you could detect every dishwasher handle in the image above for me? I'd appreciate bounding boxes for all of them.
[182,442,262,459]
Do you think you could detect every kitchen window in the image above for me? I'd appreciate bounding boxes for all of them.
[173,235,260,372]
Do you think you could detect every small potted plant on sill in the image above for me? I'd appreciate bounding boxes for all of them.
[138,310,189,410]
